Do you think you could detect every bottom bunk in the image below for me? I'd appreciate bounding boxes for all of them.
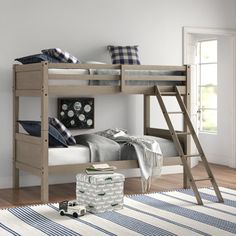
[14,130,183,202]
[48,136,181,173]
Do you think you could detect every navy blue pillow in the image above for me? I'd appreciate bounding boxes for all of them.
[18,120,68,147]
[15,54,60,64]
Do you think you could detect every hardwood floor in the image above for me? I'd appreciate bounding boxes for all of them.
[0,163,235,208]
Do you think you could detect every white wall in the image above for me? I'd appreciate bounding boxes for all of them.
[0,0,236,188]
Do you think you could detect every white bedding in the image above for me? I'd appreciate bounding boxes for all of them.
[48,68,181,76]
[48,138,178,166]
[48,69,89,75]
[47,68,183,86]
[48,69,89,85]
[48,144,90,166]
[153,136,178,157]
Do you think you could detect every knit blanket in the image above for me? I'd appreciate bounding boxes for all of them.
[96,129,163,192]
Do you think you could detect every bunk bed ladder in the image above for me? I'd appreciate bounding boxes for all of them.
[155,85,224,205]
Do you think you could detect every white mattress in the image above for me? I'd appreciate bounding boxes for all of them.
[152,136,178,157]
[48,69,89,85]
[48,69,89,75]
[48,68,182,86]
[48,68,181,76]
[48,144,90,166]
[48,138,177,166]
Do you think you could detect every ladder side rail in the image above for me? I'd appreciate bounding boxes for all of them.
[175,86,224,203]
[155,86,203,205]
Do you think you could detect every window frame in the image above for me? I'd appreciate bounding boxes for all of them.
[197,39,218,134]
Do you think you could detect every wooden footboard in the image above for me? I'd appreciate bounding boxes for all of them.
[49,157,181,175]
[15,133,42,169]
[14,63,44,96]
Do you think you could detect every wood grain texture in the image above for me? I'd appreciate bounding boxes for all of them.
[16,71,42,90]
[41,62,49,202]
[13,65,19,189]
[0,163,235,208]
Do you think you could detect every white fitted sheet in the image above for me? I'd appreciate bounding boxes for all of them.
[48,138,177,166]
[151,136,178,157]
[48,68,183,86]
[48,69,89,86]
[48,144,90,166]
[48,69,89,75]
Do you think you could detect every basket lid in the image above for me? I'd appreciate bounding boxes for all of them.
[76,173,124,185]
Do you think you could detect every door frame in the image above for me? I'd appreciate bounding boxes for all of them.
[183,26,236,168]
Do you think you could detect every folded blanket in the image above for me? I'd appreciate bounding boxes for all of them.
[96,129,163,192]
[75,129,163,192]
[74,134,120,163]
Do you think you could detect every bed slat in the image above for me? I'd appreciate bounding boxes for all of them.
[15,90,41,97]
[125,75,186,81]
[15,133,41,145]
[48,63,121,69]
[122,64,187,71]
[49,74,120,80]
[15,63,43,72]
[123,86,186,95]
[49,85,121,95]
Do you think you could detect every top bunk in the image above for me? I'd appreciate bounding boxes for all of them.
[13,62,190,97]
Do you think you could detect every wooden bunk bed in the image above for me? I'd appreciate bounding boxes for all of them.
[13,62,222,204]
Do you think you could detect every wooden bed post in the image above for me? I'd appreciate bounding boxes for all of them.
[183,65,191,189]
[121,65,125,92]
[143,95,150,135]
[41,62,49,202]
[13,65,19,189]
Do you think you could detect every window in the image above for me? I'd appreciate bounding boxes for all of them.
[197,40,217,133]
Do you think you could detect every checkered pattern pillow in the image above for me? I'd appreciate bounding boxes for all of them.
[49,117,76,145]
[42,48,80,63]
[107,45,141,64]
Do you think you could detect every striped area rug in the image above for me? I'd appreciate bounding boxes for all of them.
[0,187,236,236]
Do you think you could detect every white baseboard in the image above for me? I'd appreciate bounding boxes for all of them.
[205,154,231,167]
[161,165,183,175]
[191,157,199,168]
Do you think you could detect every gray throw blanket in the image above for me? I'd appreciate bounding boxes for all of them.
[75,129,163,192]
[118,136,163,192]
[74,134,120,163]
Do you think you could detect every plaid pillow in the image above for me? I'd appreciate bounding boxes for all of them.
[107,45,141,64]
[49,117,76,145]
[18,120,68,147]
[42,48,80,63]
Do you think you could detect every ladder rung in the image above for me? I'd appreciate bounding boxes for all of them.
[184,154,201,158]
[160,92,177,95]
[194,177,212,182]
[176,132,191,135]
[167,111,184,114]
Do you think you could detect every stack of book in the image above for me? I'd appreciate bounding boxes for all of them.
[85,163,116,175]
